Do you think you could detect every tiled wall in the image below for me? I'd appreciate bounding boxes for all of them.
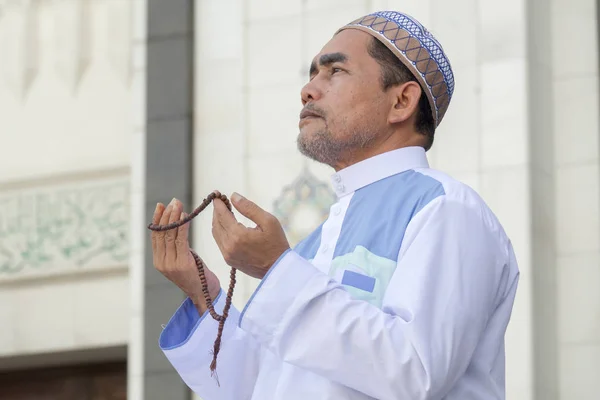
[0,272,129,357]
[2,0,596,397]
[0,0,132,365]
[0,0,133,182]
[529,0,600,398]
[551,0,600,398]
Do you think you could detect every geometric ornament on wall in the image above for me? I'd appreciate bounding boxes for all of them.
[0,176,130,282]
[53,0,91,93]
[0,0,41,100]
[273,166,336,248]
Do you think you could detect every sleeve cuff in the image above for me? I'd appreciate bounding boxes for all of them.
[239,250,323,342]
[159,289,224,350]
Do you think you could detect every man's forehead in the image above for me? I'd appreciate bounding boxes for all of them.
[313,29,371,62]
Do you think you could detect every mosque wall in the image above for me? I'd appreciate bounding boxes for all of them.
[525,0,600,397]
[0,0,133,369]
[547,0,600,398]
[0,0,596,399]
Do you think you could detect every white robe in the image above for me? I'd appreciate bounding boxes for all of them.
[159,146,519,400]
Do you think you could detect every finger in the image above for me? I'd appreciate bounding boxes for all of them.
[159,201,173,258]
[152,203,166,266]
[213,200,240,260]
[175,212,190,262]
[212,201,228,245]
[159,201,173,227]
[165,199,182,261]
[152,202,165,225]
[214,199,239,231]
[230,192,272,228]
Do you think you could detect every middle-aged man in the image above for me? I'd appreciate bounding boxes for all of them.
[151,10,520,400]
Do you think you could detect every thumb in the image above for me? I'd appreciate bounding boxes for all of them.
[231,192,269,227]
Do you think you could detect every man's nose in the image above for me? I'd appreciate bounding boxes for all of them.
[301,79,322,106]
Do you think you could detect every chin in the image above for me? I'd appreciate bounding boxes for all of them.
[297,127,313,142]
[296,131,314,153]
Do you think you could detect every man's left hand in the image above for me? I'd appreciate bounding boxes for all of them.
[212,193,291,279]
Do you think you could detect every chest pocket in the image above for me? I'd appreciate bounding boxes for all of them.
[328,245,397,308]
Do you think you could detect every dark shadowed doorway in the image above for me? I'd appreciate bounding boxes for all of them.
[0,361,126,400]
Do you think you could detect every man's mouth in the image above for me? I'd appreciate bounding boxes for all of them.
[299,109,322,120]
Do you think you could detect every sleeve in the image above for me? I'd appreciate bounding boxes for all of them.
[238,196,513,400]
[159,289,262,400]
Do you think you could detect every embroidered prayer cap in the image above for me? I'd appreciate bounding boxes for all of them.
[337,11,455,127]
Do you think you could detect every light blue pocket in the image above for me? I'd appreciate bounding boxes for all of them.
[329,245,397,308]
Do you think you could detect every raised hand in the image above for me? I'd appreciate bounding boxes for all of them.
[212,193,291,279]
[151,198,221,314]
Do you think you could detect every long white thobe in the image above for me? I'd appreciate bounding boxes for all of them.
[158,146,519,400]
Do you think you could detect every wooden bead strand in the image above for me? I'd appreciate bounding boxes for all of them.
[147,190,237,385]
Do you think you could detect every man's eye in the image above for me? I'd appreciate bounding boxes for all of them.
[332,67,342,74]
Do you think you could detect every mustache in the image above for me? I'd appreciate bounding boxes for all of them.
[300,104,326,119]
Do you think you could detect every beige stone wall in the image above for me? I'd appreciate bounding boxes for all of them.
[550,0,600,398]
[0,0,133,182]
[4,0,594,398]
[528,0,600,398]
[0,0,133,364]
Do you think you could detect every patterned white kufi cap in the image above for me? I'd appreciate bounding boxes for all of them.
[338,11,455,127]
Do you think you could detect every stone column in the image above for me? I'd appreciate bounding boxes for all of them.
[142,0,195,399]
[550,0,600,398]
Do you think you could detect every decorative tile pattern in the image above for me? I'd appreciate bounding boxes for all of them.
[0,176,129,281]
[273,167,336,247]
[338,10,455,126]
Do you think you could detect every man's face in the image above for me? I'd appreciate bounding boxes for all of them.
[297,29,389,168]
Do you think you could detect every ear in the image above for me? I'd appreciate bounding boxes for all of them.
[388,81,422,125]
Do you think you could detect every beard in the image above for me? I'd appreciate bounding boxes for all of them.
[297,121,378,167]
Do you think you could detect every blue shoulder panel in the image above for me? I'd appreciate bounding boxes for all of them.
[333,170,445,260]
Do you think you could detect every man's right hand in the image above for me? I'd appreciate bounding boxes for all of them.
[151,198,221,315]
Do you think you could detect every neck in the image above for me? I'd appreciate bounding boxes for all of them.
[332,132,425,171]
